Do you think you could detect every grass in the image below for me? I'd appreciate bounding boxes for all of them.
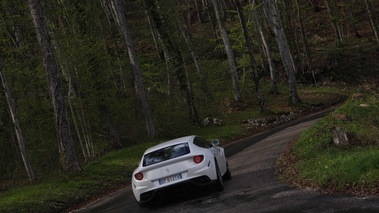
[298,148,379,190]
[279,87,379,195]
[0,142,156,213]
[0,84,350,213]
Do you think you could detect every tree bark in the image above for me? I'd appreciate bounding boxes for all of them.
[193,0,202,23]
[252,1,278,94]
[0,62,35,181]
[99,105,123,148]
[325,0,343,43]
[145,10,165,60]
[211,0,241,102]
[234,0,268,112]
[27,0,82,172]
[364,0,379,43]
[110,0,156,139]
[143,0,198,122]
[263,0,300,104]
[347,0,361,38]
[67,76,87,161]
[309,0,320,12]
[295,0,315,84]
[176,2,210,98]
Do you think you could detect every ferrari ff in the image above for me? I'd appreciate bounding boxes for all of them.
[132,135,231,206]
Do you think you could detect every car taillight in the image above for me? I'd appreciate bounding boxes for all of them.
[193,155,204,164]
[134,172,144,180]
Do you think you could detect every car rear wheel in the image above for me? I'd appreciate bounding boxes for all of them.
[222,162,231,181]
[215,160,224,191]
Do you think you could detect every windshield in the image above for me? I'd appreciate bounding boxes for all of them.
[143,143,190,167]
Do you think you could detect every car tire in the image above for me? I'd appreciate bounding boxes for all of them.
[137,201,145,208]
[222,162,232,181]
[215,160,224,191]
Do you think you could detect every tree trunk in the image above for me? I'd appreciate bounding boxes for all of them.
[211,0,241,102]
[325,0,343,43]
[295,0,315,84]
[309,0,320,12]
[364,0,379,43]
[145,10,165,60]
[27,0,82,172]
[176,2,210,98]
[252,1,278,94]
[263,0,300,104]
[99,105,123,148]
[67,76,87,162]
[203,0,220,47]
[162,47,175,97]
[0,62,36,181]
[78,102,94,158]
[346,0,362,38]
[111,0,156,139]
[143,0,198,122]
[235,0,268,112]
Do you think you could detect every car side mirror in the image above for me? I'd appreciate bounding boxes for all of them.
[211,139,220,146]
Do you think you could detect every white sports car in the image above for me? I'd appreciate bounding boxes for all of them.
[132,135,231,207]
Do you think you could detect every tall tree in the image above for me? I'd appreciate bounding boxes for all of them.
[110,0,156,139]
[295,0,315,84]
[234,0,267,112]
[364,0,379,43]
[0,61,35,181]
[325,0,343,43]
[308,0,320,12]
[211,0,241,102]
[145,10,165,60]
[251,1,278,94]
[263,0,300,104]
[176,1,210,98]
[27,0,82,171]
[143,0,198,122]
[345,0,361,38]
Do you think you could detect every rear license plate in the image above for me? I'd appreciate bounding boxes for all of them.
[159,173,182,185]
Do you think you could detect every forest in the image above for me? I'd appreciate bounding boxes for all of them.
[0,0,378,192]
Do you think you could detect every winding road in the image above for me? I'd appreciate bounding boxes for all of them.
[72,107,379,213]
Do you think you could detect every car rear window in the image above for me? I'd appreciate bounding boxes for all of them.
[143,143,190,167]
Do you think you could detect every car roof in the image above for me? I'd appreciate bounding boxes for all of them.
[144,135,197,154]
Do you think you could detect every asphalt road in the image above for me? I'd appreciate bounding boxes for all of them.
[72,107,379,213]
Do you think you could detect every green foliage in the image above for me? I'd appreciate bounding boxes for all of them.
[293,118,333,159]
[0,142,155,213]
[196,125,249,142]
[314,43,379,84]
[289,92,379,192]
[298,148,379,190]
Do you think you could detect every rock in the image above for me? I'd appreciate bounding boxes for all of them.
[351,93,365,102]
[244,112,298,129]
[332,126,349,147]
[332,113,348,121]
[202,117,223,127]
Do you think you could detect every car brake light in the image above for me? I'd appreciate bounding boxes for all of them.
[134,172,144,180]
[193,155,204,164]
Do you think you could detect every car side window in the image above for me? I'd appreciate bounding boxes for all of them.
[193,137,211,148]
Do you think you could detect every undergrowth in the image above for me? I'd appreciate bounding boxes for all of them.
[279,86,379,195]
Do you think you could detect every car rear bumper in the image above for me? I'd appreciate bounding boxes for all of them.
[138,175,215,206]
